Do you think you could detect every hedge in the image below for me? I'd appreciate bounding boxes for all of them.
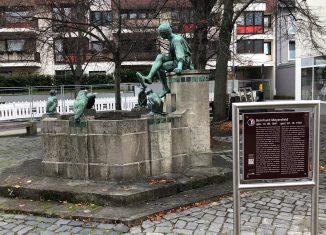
[0,74,115,87]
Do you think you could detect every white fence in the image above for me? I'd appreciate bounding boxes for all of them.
[0,93,214,121]
[0,96,138,121]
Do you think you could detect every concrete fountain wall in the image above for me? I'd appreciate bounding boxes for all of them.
[41,70,211,181]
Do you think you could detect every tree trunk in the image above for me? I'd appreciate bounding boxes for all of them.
[213,0,234,122]
[191,0,211,69]
[115,62,122,110]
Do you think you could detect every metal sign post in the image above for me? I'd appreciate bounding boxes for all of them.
[232,101,320,235]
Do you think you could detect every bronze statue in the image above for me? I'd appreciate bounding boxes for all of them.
[136,23,194,98]
[46,90,58,114]
[73,90,96,124]
[146,89,164,115]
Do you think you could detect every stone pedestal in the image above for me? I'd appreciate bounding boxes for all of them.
[167,70,211,167]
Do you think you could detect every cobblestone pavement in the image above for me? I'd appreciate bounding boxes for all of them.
[0,136,41,173]
[0,182,325,234]
[0,128,325,234]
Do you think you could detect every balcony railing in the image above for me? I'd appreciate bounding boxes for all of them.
[0,20,38,29]
[0,52,40,63]
[123,51,158,61]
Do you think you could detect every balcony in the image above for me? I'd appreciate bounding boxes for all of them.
[0,51,41,67]
[237,26,264,34]
[0,20,38,29]
[123,51,157,61]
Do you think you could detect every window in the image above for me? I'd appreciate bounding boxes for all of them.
[245,12,254,26]
[7,39,25,52]
[5,10,30,23]
[289,41,295,60]
[0,40,6,52]
[120,9,156,19]
[90,11,112,26]
[90,41,104,52]
[264,15,271,28]
[0,39,34,52]
[264,42,271,55]
[287,15,296,34]
[54,37,88,63]
[237,11,264,34]
[171,9,194,23]
[53,7,74,21]
[237,40,264,54]
[89,71,106,76]
[55,70,73,76]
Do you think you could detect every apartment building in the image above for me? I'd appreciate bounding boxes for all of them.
[0,0,278,99]
[275,0,296,98]
[232,0,276,99]
[0,1,41,76]
[295,0,326,106]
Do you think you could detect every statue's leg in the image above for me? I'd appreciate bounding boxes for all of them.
[157,71,170,98]
[136,54,165,84]
[159,61,175,98]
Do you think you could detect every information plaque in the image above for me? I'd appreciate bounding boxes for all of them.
[243,112,309,180]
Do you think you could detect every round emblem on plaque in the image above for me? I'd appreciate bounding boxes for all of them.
[247,118,255,126]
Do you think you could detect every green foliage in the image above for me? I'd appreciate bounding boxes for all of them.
[0,74,115,87]
[120,69,138,83]
[0,75,53,87]
[81,74,114,85]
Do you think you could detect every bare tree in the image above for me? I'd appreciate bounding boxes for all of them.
[26,0,167,109]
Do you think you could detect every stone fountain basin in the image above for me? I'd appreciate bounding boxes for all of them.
[41,110,210,182]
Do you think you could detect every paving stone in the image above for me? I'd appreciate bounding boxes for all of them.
[185,222,198,230]
[97,223,115,230]
[208,222,222,232]
[71,227,83,233]
[240,232,255,235]
[256,228,273,234]
[39,232,56,235]
[249,216,261,223]
[55,219,71,225]
[142,220,155,229]
[54,225,72,232]
[93,229,105,235]
[25,220,37,226]
[68,220,84,226]
[143,227,155,233]
[45,224,60,231]
[42,218,57,223]
[12,225,27,233]
[37,223,51,229]
[154,226,172,233]
[13,215,27,220]
[80,228,93,234]
[156,221,172,227]
[274,227,288,235]
[114,223,129,233]
[2,223,16,230]
[175,220,187,229]
[172,228,193,234]
[0,222,8,227]
[271,199,282,204]
[129,226,141,234]
[193,230,206,235]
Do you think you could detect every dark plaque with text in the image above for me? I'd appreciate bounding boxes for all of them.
[243,112,309,180]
